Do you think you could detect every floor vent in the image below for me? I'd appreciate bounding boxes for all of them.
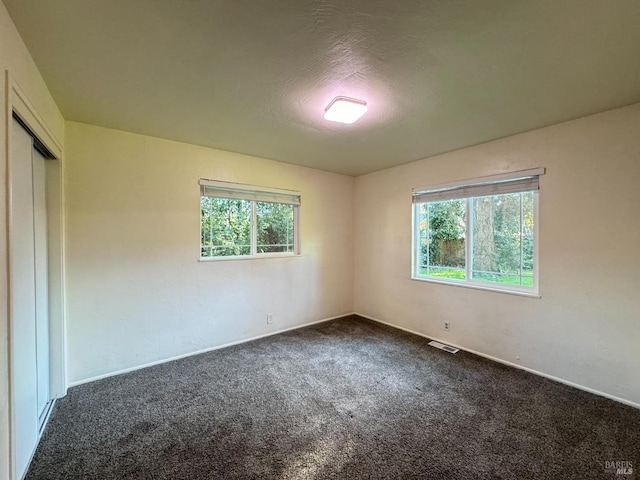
[428,340,459,354]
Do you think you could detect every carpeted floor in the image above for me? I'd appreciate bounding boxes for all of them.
[27,315,639,479]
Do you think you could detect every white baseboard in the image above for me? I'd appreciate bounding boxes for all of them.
[69,312,355,388]
[69,311,640,410]
[356,312,640,410]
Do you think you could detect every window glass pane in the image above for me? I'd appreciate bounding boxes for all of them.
[471,192,534,286]
[200,197,251,257]
[256,202,295,253]
[418,199,466,280]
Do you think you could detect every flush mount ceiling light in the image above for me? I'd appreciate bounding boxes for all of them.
[324,96,368,124]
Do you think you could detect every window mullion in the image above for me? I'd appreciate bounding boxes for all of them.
[420,204,426,276]
[421,204,425,276]
[416,203,431,275]
[520,193,524,285]
[533,192,539,292]
[293,205,300,254]
[251,201,257,256]
[466,198,472,281]
[425,204,430,276]
[209,203,214,257]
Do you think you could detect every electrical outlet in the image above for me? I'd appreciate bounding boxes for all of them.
[444,321,450,331]
[267,313,274,325]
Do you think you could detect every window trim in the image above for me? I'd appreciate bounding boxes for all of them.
[199,179,301,260]
[411,169,543,296]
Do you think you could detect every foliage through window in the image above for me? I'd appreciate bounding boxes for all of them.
[412,169,542,293]
[200,180,300,258]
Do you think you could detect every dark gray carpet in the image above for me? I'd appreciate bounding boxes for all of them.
[27,316,639,479]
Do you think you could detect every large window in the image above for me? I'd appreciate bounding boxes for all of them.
[412,169,543,294]
[200,180,300,259]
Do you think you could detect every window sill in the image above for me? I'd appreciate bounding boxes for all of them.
[411,275,541,298]
[199,253,301,262]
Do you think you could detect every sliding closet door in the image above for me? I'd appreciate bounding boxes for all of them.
[11,118,39,479]
[10,117,51,480]
[32,148,50,424]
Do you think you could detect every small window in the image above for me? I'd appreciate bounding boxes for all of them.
[412,169,543,294]
[200,180,300,259]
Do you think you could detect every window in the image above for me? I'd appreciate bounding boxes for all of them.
[412,168,544,294]
[200,180,300,259]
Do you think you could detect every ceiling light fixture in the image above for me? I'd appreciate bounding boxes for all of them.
[324,96,368,124]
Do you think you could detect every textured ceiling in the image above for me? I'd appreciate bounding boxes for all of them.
[4,0,640,176]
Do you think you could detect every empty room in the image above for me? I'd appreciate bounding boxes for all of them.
[1,1,639,479]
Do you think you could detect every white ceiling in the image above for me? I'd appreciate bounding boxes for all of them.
[4,0,640,176]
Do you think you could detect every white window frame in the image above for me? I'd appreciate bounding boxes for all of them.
[411,168,544,297]
[199,179,301,261]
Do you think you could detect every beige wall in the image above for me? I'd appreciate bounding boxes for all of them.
[1,4,64,479]
[354,103,640,406]
[64,121,354,384]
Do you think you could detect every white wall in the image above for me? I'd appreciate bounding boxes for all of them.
[0,4,64,479]
[354,103,640,406]
[64,121,354,384]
